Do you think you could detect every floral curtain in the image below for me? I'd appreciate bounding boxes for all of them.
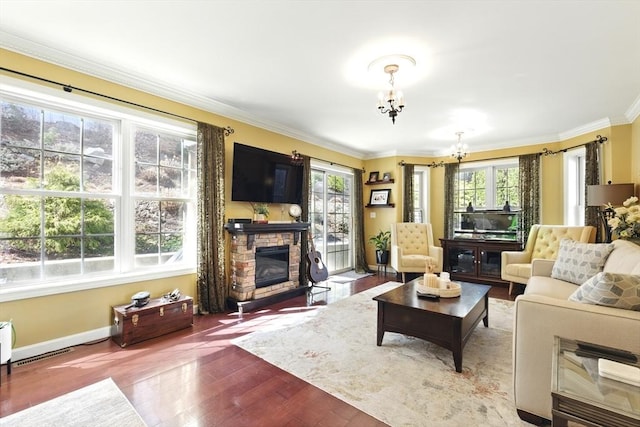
[584,142,601,241]
[518,153,541,246]
[444,162,458,239]
[196,123,226,313]
[402,163,415,222]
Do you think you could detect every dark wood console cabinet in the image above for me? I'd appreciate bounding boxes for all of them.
[440,239,522,286]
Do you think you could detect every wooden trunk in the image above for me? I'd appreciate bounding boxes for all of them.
[112,296,193,347]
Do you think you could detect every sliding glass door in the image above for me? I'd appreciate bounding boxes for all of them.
[309,164,354,274]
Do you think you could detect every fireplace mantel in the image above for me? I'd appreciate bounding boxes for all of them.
[224,222,310,249]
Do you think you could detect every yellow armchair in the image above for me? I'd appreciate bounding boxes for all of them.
[390,223,443,282]
[501,224,596,294]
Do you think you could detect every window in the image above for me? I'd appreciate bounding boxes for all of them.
[0,80,196,298]
[455,159,519,210]
[412,167,430,223]
[309,162,354,273]
[563,147,586,225]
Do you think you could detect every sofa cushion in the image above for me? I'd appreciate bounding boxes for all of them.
[551,239,614,285]
[525,276,579,299]
[569,272,640,311]
[503,262,532,279]
[603,239,640,275]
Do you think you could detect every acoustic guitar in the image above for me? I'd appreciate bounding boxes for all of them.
[307,232,329,283]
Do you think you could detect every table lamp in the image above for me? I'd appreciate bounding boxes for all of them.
[587,182,635,243]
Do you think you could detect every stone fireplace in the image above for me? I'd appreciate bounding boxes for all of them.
[225,222,310,304]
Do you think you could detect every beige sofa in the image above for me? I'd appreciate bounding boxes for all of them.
[513,239,640,424]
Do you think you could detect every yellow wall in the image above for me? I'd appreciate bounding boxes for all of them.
[1,49,638,352]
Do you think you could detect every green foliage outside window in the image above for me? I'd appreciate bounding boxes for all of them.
[0,166,114,259]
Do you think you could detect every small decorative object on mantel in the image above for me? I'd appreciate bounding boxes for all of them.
[251,203,269,223]
[466,202,474,213]
[503,201,511,212]
[608,196,640,244]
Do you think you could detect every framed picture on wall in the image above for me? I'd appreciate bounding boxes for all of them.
[369,189,391,205]
[368,171,380,182]
[382,172,392,181]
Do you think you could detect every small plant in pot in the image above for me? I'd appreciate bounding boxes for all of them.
[368,229,391,265]
[251,203,269,222]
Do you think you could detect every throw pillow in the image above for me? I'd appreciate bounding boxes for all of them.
[569,272,640,311]
[551,239,614,285]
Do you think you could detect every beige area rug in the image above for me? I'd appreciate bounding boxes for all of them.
[328,270,374,283]
[233,281,529,426]
[0,378,146,427]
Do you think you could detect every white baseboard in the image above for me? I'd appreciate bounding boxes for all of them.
[12,326,112,362]
[10,303,199,362]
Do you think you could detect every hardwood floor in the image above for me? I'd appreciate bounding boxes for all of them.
[0,274,520,426]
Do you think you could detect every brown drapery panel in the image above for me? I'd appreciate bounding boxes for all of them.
[518,153,541,246]
[353,167,372,273]
[196,123,226,313]
[402,163,415,222]
[584,142,601,241]
[444,162,458,238]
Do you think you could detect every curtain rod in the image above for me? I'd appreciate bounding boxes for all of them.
[307,154,365,173]
[0,66,235,136]
[399,135,609,166]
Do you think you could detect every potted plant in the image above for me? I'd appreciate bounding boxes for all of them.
[251,203,269,222]
[369,229,391,265]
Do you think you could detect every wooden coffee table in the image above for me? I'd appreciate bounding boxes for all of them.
[373,279,491,372]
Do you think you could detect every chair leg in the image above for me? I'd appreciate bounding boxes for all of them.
[402,272,406,283]
[509,282,514,295]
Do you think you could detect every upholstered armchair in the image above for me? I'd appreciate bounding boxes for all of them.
[501,224,596,294]
[390,223,443,282]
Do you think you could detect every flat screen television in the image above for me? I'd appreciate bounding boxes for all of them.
[231,143,304,205]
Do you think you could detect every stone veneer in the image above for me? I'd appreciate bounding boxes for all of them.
[229,230,302,301]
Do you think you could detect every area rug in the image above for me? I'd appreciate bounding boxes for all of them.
[0,378,146,427]
[328,270,374,283]
[233,281,528,426]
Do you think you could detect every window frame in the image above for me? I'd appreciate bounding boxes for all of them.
[456,158,519,210]
[0,77,197,303]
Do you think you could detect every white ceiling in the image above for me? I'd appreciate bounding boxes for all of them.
[1,1,639,159]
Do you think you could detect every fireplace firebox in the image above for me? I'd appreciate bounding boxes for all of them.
[255,245,290,288]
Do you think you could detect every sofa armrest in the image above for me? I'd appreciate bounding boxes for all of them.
[513,294,640,420]
[531,259,555,277]
[390,245,402,270]
[428,245,443,272]
[502,250,531,265]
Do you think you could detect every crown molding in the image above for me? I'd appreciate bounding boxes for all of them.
[625,93,640,123]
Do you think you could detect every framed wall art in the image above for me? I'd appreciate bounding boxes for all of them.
[369,189,391,206]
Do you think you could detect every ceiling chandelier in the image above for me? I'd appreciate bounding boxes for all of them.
[450,131,468,162]
[377,64,405,124]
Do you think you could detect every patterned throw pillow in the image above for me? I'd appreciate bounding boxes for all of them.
[551,239,614,285]
[569,272,640,311]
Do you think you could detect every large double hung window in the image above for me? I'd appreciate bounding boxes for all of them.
[0,81,196,299]
[455,159,519,210]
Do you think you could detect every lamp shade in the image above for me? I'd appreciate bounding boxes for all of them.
[587,183,635,207]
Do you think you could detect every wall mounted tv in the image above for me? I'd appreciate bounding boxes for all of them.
[231,143,304,205]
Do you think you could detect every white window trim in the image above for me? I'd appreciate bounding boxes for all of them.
[0,77,197,303]
[414,166,430,223]
[563,146,586,226]
[457,158,518,209]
